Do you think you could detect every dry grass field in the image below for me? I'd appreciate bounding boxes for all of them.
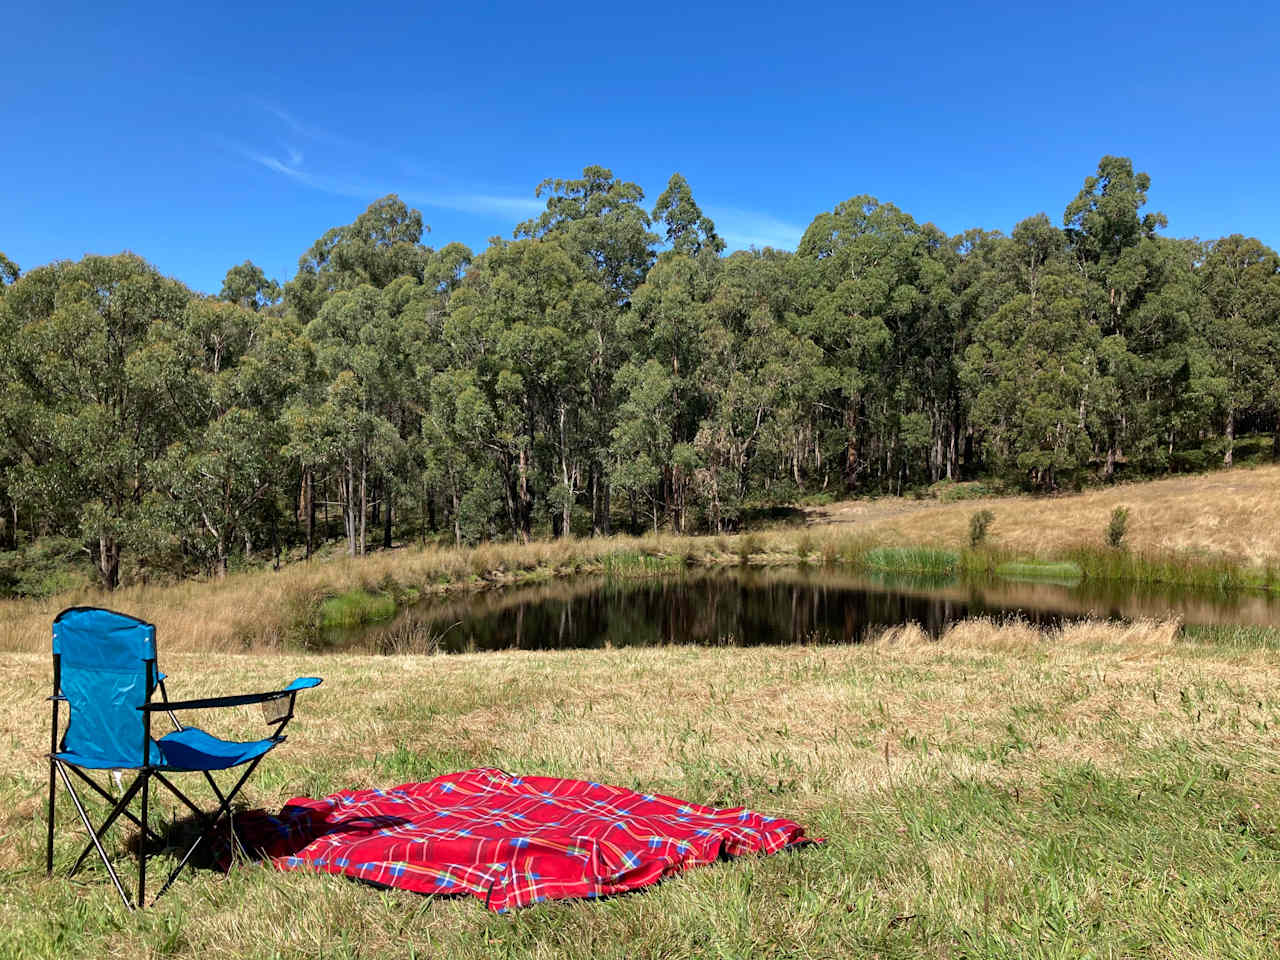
[809,464,1280,564]
[2,618,1278,958]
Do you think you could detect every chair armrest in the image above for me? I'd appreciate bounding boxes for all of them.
[138,677,323,712]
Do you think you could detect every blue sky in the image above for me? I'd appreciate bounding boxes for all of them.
[3,1,1278,294]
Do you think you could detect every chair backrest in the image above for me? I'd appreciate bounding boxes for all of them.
[52,607,157,767]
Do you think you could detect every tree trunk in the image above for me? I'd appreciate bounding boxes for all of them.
[1224,408,1235,467]
[304,469,315,559]
[517,446,532,543]
[358,461,367,556]
[97,535,121,591]
[559,403,573,538]
[343,464,356,556]
[383,487,392,549]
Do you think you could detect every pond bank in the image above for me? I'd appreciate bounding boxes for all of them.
[4,526,1278,653]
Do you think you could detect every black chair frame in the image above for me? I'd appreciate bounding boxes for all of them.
[47,652,306,911]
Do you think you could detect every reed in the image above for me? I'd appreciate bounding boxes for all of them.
[860,546,959,576]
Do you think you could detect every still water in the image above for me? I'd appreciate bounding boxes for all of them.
[320,568,1280,654]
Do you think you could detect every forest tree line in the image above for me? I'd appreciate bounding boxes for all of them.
[1,156,1278,588]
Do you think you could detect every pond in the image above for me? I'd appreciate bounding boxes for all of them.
[318,567,1280,654]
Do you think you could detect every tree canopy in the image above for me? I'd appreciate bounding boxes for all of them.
[2,157,1277,589]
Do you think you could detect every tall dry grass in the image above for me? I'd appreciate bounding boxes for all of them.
[838,464,1280,564]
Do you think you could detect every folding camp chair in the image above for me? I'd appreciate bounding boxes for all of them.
[45,606,322,910]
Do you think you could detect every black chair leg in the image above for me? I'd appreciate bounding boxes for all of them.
[152,756,264,905]
[46,758,56,876]
[67,773,146,879]
[54,761,134,911]
[138,772,149,907]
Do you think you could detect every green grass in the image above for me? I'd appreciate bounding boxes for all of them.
[3,619,1279,957]
[1062,546,1278,593]
[318,589,398,628]
[599,550,686,575]
[860,546,960,576]
[994,559,1084,584]
[1179,622,1280,650]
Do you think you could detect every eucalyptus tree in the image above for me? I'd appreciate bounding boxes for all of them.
[286,194,430,324]
[652,173,725,257]
[441,237,604,539]
[694,249,820,524]
[0,254,191,587]
[220,260,282,311]
[1060,156,1190,473]
[0,252,17,287]
[143,299,307,575]
[516,165,659,531]
[282,193,437,547]
[961,217,1122,488]
[794,197,955,491]
[617,244,721,529]
[1197,235,1280,464]
[285,284,412,555]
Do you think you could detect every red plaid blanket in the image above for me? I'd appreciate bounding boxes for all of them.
[234,768,815,911]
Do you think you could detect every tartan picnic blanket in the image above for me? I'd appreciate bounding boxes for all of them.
[233,767,815,911]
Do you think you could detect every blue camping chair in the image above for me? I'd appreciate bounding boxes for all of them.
[46,606,322,909]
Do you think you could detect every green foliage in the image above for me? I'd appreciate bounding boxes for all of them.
[930,480,998,502]
[1107,506,1130,549]
[0,538,92,597]
[968,509,995,548]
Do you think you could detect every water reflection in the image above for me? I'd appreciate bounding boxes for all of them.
[320,568,1280,655]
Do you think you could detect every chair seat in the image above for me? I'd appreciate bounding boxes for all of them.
[154,727,280,771]
[56,727,279,772]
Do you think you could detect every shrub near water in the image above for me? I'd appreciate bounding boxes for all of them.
[1107,505,1130,549]
[968,509,995,548]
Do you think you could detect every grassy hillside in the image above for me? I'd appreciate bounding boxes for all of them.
[4,619,1278,957]
[810,464,1280,563]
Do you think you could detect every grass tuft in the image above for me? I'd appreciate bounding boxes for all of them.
[319,589,397,628]
[861,546,959,576]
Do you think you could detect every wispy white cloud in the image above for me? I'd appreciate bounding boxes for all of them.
[429,193,545,218]
[224,106,542,220]
[705,205,807,252]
